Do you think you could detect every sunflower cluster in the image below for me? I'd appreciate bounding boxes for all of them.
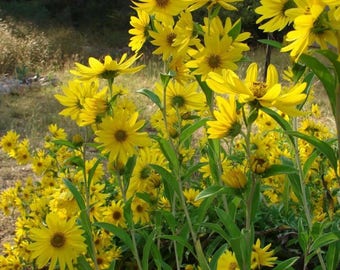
[1,0,340,269]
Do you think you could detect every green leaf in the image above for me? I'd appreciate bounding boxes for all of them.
[87,157,102,189]
[228,19,241,40]
[63,178,85,210]
[326,241,340,270]
[195,185,227,201]
[153,136,179,171]
[195,75,213,110]
[123,155,137,184]
[203,222,230,241]
[286,130,337,173]
[52,139,78,149]
[310,232,340,253]
[182,162,206,181]
[303,150,319,176]
[298,219,309,253]
[159,235,195,257]
[137,88,163,110]
[273,257,299,270]
[94,222,134,251]
[77,255,93,270]
[179,118,208,145]
[142,231,156,270]
[160,72,172,88]
[299,54,336,116]
[206,138,222,184]
[298,72,315,110]
[281,157,303,204]
[250,180,261,221]
[260,107,294,145]
[316,50,340,83]
[151,164,180,199]
[209,243,229,270]
[258,39,283,49]
[215,208,240,238]
[262,164,299,178]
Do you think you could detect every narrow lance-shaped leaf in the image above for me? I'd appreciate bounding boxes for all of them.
[137,88,163,110]
[273,257,299,270]
[94,222,134,251]
[179,118,208,145]
[310,232,340,253]
[258,39,283,49]
[286,130,338,173]
[299,54,336,116]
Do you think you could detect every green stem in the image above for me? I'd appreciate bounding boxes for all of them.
[81,130,99,270]
[117,175,143,270]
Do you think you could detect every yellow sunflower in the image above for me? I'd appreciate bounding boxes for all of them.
[251,239,277,269]
[149,19,182,60]
[127,146,166,197]
[131,196,150,224]
[207,63,307,115]
[187,0,241,12]
[155,80,207,113]
[217,249,240,270]
[132,0,190,24]
[129,8,150,52]
[207,95,241,139]
[28,213,87,270]
[78,87,108,127]
[70,53,145,81]
[183,188,203,207]
[55,79,99,125]
[281,1,332,60]
[94,110,152,164]
[0,130,19,154]
[102,200,126,228]
[255,0,296,32]
[186,32,243,80]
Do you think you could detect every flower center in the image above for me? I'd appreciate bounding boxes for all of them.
[171,95,185,108]
[251,81,267,98]
[229,262,238,270]
[156,0,169,8]
[112,211,122,220]
[207,54,222,69]
[140,166,152,179]
[136,205,144,213]
[166,32,177,46]
[114,130,127,142]
[50,232,66,248]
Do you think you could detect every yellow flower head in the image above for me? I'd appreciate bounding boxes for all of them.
[133,0,191,25]
[103,200,126,228]
[131,196,150,224]
[0,130,20,154]
[28,213,87,270]
[183,188,203,207]
[187,32,243,80]
[207,63,306,115]
[70,53,145,81]
[255,0,296,32]
[207,95,241,139]
[55,79,99,125]
[129,8,150,52]
[221,162,247,189]
[95,110,152,164]
[155,80,207,114]
[217,249,240,270]
[187,0,241,12]
[251,239,277,269]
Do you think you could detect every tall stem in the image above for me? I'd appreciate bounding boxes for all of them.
[117,175,143,270]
